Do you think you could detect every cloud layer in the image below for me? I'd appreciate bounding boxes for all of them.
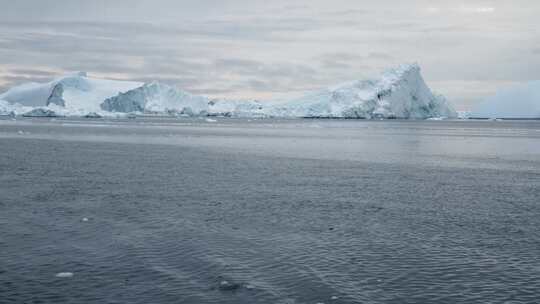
[0,0,539,109]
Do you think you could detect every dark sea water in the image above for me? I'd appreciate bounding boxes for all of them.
[1,118,539,304]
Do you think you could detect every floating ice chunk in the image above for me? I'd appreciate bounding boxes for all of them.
[82,217,89,222]
[218,280,240,291]
[55,272,74,278]
[22,108,59,117]
[205,118,217,123]
[331,296,339,300]
[84,112,103,119]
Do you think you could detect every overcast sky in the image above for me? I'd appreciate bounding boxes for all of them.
[0,0,539,110]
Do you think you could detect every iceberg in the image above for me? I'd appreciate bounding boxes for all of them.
[265,64,456,119]
[208,99,266,117]
[470,81,540,119]
[0,64,457,119]
[101,82,209,115]
[0,72,142,113]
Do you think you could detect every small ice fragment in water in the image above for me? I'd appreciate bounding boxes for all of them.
[219,280,240,291]
[17,130,24,135]
[55,272,74,278]
[331,296,339,300]
[205,118,217,122]
[84,112,103,119]
[245,284,255,290]
[82,217,89,222]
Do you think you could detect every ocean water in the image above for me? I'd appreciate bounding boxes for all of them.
[1,118,539,304]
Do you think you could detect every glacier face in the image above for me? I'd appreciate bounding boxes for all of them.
[266,64,456,119]
[470,81,540,119]
[0,64,457,119]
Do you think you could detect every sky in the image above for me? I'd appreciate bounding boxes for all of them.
[0,0,539,110]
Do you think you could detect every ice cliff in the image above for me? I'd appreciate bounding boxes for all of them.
[266,64,456,119]
[101,82,209,115]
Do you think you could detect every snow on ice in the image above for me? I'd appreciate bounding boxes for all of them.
[0,65,458,119]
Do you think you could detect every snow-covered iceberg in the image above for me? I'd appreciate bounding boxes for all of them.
[101,82,209,115]
[0,64,457,119]
[470,81,540,119]
[0,72,142,113]
[266,64,456,119]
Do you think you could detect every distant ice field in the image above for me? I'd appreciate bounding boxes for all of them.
[1,118,539,304]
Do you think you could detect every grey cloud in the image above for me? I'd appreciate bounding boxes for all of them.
[0,75,56,93]
[61,59,145,75]
[321,61,351,70]
[324,9,369,17]
[1,1,540,108]
[213,59,318,83]
[189,88,236,95]
[367,52,394,60]
[7,68,58,77]
[246,79,273,91]
[214,58,262,72]
[118,76,202,88]
[319,53,364,62]
[317,52,389,72]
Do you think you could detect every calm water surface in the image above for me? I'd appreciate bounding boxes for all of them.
[1,118,539,304]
